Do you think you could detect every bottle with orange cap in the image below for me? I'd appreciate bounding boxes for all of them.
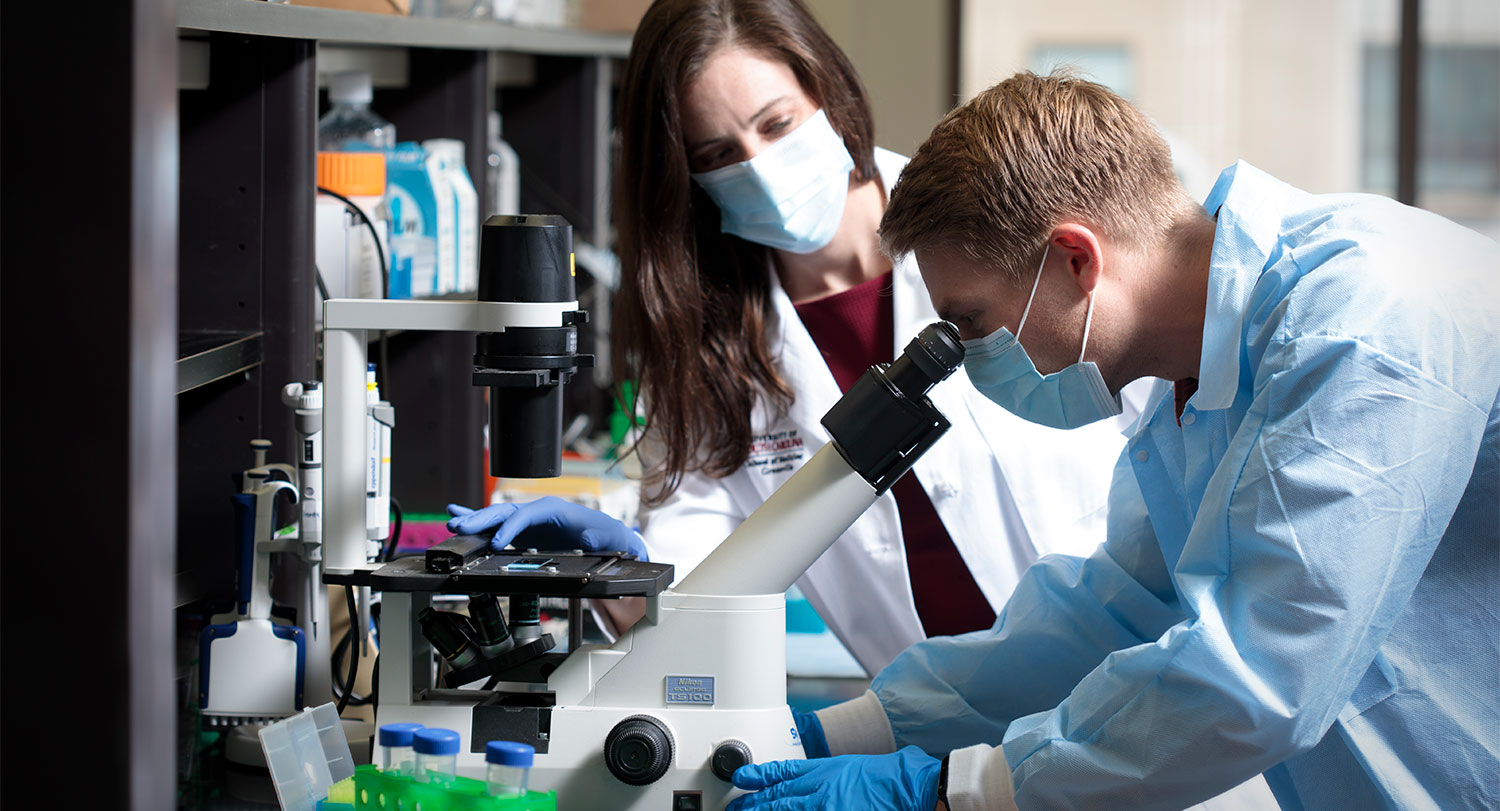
[315,149,394,308]
[314,70,399,310]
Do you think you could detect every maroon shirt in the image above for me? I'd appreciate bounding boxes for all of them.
[1175,378,1199,424]
[793,272,997,637]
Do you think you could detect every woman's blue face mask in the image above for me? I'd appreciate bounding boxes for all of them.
[961,245,1123,430]
[689,108,854,254]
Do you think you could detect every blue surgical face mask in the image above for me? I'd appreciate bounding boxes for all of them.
[690,108,855,254]
[961,245,1123,429]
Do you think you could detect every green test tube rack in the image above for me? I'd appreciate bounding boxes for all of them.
[342,764,557,811]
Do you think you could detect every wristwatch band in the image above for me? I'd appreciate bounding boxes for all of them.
[937,754,952,807]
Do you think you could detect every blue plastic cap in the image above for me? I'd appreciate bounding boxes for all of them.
[486,740,535,767]
[378,722,424,747]
[413,728,462,756]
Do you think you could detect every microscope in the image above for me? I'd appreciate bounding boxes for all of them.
[322,214,965,809]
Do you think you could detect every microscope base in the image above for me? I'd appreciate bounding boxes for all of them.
[377,589,806,809]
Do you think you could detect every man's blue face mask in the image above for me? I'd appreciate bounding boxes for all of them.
[690,108,854,254]
[961,245,1123,430]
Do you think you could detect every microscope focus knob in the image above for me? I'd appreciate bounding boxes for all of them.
[604,715,674,786]
[710,740,753,782]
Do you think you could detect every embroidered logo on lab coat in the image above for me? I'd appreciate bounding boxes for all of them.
[746,429,805,477]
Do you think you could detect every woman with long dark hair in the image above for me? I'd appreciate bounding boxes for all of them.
[601,0,1148,669]
[450,0,1142,669]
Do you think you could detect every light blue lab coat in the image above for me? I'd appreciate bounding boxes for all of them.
[873,162,1500,809]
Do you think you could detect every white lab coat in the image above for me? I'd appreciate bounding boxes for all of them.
[639,149,1150,677]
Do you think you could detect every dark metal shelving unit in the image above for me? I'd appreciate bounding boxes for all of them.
[172,3,623,608]
[1,3,626,805]
[177,331,264,394]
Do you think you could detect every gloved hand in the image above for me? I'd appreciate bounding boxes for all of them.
[727,747,941,811]
[793,708,830,759]
[446,496,649,560]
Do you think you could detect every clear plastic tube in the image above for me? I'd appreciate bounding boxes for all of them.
[377,722,423,776]
[485,740,534,797]
[412,728,462,784]
[381,743,416,775]
[415,751,457,783]
[486,762,528,796]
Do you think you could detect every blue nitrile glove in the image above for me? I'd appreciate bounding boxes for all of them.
[793,708,830,759]
[446,496,649,560]
[727,747,941,811]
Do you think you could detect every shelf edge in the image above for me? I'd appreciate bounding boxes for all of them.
[178,0,633,57]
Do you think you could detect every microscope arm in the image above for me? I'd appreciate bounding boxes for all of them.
[677,322,965,597]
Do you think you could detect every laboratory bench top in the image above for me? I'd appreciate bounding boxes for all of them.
[180,676,870,810]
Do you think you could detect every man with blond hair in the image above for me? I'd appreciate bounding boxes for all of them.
[728,72,1499,811]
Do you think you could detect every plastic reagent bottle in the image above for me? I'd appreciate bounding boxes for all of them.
[314,150,390,304]
[485,741,534,797]
[412,727,462,783]
[318,71,397,152]
[486,111,521,217]
[421,138,479,293]
[377,722,424,775]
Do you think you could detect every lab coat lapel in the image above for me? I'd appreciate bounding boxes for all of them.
[759,267,842,492]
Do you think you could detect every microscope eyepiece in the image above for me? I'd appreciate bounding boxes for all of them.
[886,321,965,400]
[916,321,965,371]
[819,322,961,494]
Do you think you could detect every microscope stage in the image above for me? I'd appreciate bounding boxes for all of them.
[329,549,673,597]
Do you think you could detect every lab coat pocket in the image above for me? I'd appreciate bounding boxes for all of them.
[1339,653,1399,721]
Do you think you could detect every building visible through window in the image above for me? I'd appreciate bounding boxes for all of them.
[1363,43,1500,238]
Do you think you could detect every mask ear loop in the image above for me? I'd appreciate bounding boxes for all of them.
[1079,290,1097,364]
[1015,243,1050,339]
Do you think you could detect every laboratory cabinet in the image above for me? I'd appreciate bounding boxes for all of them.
[0,1,628,806]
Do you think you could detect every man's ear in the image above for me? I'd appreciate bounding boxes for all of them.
[1049,223,1104,295]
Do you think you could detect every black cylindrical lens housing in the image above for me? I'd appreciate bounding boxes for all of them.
[473,215,593,479]
[510,594,541,629]
[468,594,513,648]
[474,326,578,368]
[478,214,573,303]
[418,608,476,666]
[491,385,565,477]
